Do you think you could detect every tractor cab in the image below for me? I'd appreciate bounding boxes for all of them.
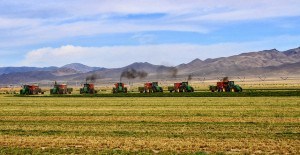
[181,82,189,87]
[152,82,158,86]
[20,85,30,94]
[152,82,163,92]
[116,83,124,91]
[84,83,94,89]
[181,82,193,92]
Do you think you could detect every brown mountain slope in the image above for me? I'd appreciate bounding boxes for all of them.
[0,47,299,84]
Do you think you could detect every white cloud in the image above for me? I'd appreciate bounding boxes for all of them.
[0,0,300,48]
[19,34,300,68]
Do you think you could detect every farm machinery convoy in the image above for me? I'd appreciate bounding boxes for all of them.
[16,78,243,95]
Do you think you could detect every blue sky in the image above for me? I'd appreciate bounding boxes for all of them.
[0,0,299,67]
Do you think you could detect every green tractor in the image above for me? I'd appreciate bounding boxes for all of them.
[80,83,97,94]
[152,82,163,92]
[112,83,128,93]
[180,82,194,92]
[20,85,44,95]
[228,81,243,92]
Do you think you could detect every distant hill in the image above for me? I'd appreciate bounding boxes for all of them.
[0,66,58,75]
[61,63,103,73]
[177,47,300,76]
[0,47,299,84]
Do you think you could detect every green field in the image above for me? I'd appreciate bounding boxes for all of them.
[0,96,299,154]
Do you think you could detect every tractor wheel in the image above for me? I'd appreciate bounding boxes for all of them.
[191,87,194,92]
[124,88,128,93]
[112,88,116,94]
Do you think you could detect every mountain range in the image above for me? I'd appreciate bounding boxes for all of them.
[0,47,299,84]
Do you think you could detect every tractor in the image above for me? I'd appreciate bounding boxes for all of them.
[80,83,97,94]
[20,85,44,95]
[168,82,194,93]
[138,82,163,93]
[50,82,73,94]
[209,81,242,92]
[112,83,128,93]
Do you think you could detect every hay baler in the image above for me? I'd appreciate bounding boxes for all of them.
[138,82,163,93]
[20,85,44,95]
[112,83,127,93]
[168,82,194,93]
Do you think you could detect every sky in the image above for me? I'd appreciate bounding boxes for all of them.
[0,0,300,68]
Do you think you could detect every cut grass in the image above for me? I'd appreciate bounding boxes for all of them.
[0,96,299,154]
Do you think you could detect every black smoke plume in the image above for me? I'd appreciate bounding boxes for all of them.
[120,68,148,82]
[156,66,178,79]
[187,74,192,81]
[86,74,99,83]
[170,67,178,78]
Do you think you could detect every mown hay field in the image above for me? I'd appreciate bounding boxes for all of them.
[0,96,299,154]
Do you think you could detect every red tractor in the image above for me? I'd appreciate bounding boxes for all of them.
[20,85,44,95]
